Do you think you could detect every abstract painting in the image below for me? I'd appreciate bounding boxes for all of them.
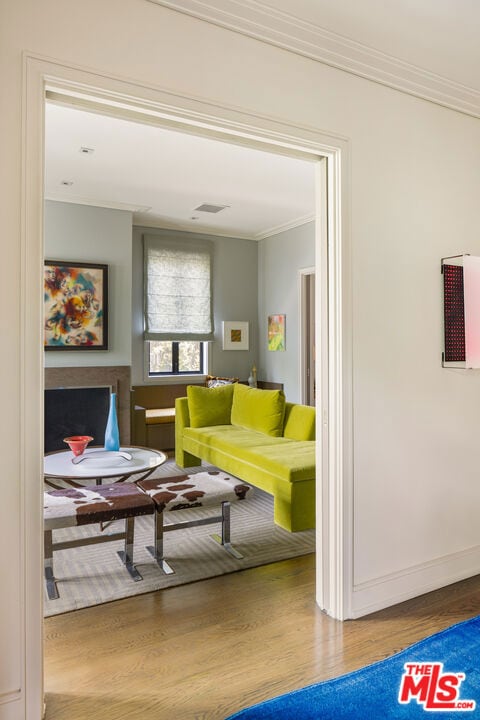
[44,261,108,350]
[268,314,286,351]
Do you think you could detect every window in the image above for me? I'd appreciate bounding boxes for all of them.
[149,340,204,376]
[143,234,213,377]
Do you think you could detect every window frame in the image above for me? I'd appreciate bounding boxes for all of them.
[144,340,209,383]
[148,339,205,377]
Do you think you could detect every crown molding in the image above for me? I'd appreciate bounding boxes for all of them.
[132,211,314,240]
[132,212,256,240]
[255,212,315,240]
[147,0,480,119]
[45,193,151,214]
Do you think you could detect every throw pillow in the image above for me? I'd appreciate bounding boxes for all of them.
[187,383,234,427]
[205,374,239,388]
[231,383,286,437]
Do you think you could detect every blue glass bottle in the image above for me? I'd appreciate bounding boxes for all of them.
[104,392,120,451]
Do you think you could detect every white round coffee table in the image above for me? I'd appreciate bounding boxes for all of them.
[44,446,167,487]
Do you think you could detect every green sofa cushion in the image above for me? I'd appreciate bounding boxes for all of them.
[283,402,316,441]
[231,383,285,437]
[186,383,234,428]
[183,425,315,482]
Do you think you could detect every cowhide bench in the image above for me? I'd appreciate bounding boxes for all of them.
[43,483,154,600]
[136,470,254,575]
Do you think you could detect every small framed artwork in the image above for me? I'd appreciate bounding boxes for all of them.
[44,260,108,350]
[222,321,249,350]
[268,314,286,351]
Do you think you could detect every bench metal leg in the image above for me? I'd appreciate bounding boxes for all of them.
[211,501,244,559]
[146,510,175,575]
[44,529,59,601]
[146,501,244,573]
[117,517,143,582]
[44,518,145,600]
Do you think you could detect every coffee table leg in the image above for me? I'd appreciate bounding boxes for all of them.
[211,501,244,559]
[44,529,59,600]
[146,509,175,575]
[117,517,143,582]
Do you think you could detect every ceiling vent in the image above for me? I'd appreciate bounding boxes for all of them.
[194,203,229,214]
[79,146,95,155]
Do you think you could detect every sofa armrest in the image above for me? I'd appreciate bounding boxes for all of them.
[175,397,200,467]
[175,397,190,428]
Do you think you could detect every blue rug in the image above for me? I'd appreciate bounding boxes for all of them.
[227,615,480,719]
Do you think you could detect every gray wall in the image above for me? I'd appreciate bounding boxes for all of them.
[258,222,315,402]
[44,201,133,367]
[45,204,312,397]
[131,226,258,385]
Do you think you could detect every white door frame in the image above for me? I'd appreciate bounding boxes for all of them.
[299,266,316,406]
[22,54,353,716]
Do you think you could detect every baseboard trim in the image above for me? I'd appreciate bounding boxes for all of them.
[351,544,480,618]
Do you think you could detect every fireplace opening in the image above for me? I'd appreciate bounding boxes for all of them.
[44,385,112,453]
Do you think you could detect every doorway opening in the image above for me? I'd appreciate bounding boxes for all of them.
[41,86,324,608]
[22,58,351,714]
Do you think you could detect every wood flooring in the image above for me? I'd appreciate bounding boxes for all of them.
[44,555,480,719]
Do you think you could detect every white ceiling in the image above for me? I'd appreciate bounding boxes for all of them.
[44,102,317,240]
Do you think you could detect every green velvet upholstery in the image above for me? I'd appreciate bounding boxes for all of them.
[231,383,286,437]
[283,402,316,441]
[187,383,235,427]
[175,390,316,532]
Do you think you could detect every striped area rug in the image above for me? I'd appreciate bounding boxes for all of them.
[44,461,315,616]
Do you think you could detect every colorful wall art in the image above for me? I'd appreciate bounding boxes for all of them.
[44,261,108,350]
[268,314,286,351]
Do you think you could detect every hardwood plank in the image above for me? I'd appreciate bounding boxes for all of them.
[44,556,480,719]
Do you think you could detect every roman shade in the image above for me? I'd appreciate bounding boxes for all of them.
[144,234,214,341]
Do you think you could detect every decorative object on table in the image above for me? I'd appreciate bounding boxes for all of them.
[104,392,120,451]
[63,435,93,457]
[44,260,108,350]
[247,364,257,387]
[268,314,286,351]
[71,449,133,465]
[222,321,249,350]
[442,253,480,367]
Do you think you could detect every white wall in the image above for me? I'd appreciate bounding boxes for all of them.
[131,226,259,385]
[258,222,315,401]
[44,201,133,367]
[4,1,480,717]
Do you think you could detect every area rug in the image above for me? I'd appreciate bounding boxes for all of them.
[44,461,315,617]
[226,615,480,719]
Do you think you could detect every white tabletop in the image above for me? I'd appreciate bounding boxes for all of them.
[44,446,167,480]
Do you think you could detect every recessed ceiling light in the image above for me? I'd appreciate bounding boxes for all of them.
[194,203,229,214]
[60,180,73,186]
[79,146,95,155]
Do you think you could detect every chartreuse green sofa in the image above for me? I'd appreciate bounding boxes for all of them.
[175,383,315,532]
